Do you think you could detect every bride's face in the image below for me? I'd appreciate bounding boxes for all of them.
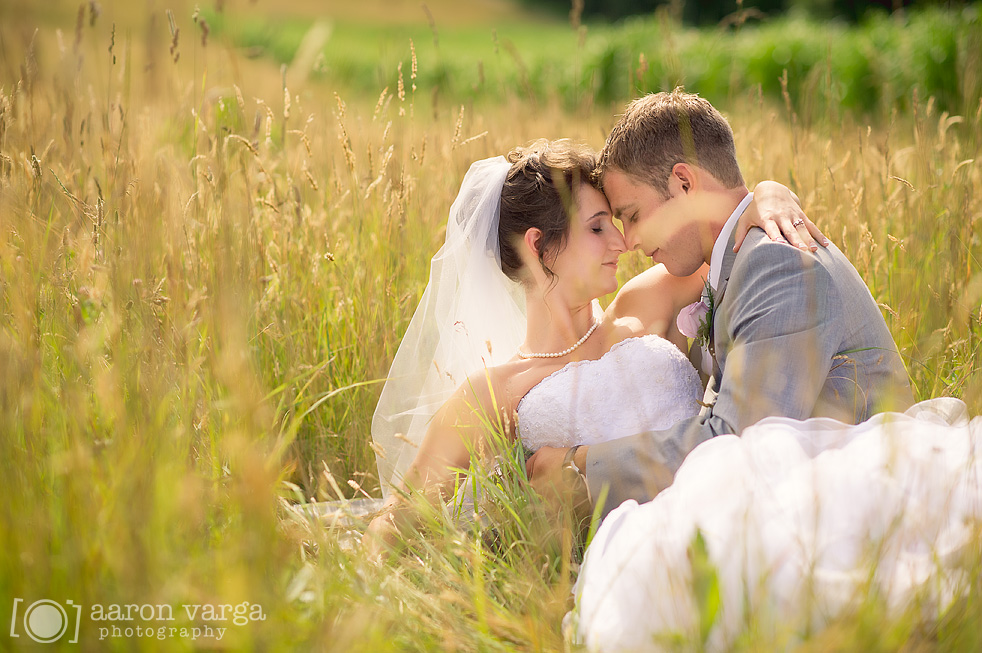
[545,183,625,302]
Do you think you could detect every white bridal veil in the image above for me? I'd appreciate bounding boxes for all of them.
[371,156,527,496]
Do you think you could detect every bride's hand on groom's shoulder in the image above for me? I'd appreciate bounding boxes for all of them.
[736,180,831,253]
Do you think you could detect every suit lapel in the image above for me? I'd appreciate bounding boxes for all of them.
[708,229,740,367]
[702,228,741,416]
[714,228,740,303]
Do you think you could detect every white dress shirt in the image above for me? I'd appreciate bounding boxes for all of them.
[708,192,754,291]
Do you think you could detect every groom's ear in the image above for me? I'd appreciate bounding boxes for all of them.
[671,163,694,194]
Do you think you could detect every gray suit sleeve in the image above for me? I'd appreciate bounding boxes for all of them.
[586,243,840,517]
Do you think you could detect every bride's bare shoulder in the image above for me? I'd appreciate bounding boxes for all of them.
[449,360,527,420]
[606,263,706,327]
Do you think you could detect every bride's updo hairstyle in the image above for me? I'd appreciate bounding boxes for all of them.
[499,139,599,282]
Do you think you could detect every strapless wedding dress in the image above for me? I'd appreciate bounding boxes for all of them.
[516,336,982,652]
[517,334,703,451]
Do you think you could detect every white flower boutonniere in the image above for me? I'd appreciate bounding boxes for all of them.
[677,280,716,349]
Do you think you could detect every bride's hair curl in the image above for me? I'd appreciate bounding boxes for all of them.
[499,139,599,282]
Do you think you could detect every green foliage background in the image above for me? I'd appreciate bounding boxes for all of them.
[208,5,982,117]
[522,0,973,24]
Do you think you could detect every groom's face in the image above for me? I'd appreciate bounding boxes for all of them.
[603,169,706,277]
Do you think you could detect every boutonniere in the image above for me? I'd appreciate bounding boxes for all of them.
[677,279,716,348]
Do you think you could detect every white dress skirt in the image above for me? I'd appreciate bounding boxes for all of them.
[514,336,982,651]
[569,400,982,651]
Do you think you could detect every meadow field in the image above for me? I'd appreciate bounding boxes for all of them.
[1,0,981,650]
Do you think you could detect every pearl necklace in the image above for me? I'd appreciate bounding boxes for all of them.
[517,320,601,359]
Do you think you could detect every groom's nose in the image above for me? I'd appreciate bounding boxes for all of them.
[623,225,641,251]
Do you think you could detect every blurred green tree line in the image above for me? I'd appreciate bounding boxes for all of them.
[529,0,972,24]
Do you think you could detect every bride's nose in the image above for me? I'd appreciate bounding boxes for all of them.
[610,228,627,254]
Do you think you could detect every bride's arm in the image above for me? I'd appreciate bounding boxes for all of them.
[363,374,507,555]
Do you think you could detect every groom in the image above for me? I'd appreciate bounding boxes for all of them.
[527,89,914,520]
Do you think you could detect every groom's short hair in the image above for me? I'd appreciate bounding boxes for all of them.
[597,88,744,198]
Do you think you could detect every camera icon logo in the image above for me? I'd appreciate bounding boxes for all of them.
[9,598,81,644]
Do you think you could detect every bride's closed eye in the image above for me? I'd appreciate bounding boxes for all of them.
[589,218,609,234]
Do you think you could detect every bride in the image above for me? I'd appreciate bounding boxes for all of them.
[364,138,820,548]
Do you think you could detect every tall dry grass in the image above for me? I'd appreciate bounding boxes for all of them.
[0,2,980,650]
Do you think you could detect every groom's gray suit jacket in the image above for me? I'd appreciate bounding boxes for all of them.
[586,227,914,518]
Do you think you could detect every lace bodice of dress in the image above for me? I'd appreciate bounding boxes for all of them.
[517,334,703,451]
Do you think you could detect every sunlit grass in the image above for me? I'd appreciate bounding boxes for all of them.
[0,1,980,650]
